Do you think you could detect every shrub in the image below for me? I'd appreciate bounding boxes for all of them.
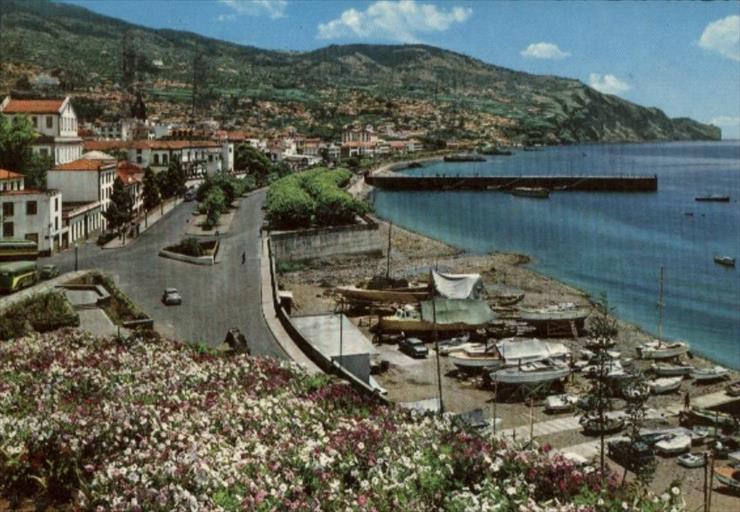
[168,237,204,257]
[0,292,78,340]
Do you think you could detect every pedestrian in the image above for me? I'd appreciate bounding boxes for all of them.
[684,391,691,411]
[242,251,246,265]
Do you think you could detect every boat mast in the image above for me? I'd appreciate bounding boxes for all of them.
[657,266,665,338]
[431,269,444,416]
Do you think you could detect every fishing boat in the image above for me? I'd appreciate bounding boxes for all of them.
[681,407,738,428]
[636,340,689,360]
[691,365,731,382]
[677,453,706,468]
[726,381,740,397]
[580,415,625,435]
[714,256,736,267]
[517,305,591,337]
[436,335,473,355]
[695,195,730,202]
[496,338,571,367]
[490,359,571,385]
[715,467,740,491]
[377,299,496,334]
[510,187,550,199]
[449,344,503,371]
[544,394,579,413]
[655,434,691,456]
[651,362,694,377]
[649,377,683,394]
[690,426,710,445]
[336,285,430,304]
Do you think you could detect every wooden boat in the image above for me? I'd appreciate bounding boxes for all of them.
[581,415,625,435]
[677,453,705,468]
[681,407,738,428]
[649,376,683,394]
[490,360,571,385]
[726,381,740,397]
[714,256,736,267]
[691,366,730,382]
[336,285,429,304]
[655,434,691,456]
[636,340,689,360]
[715,467,740,490]
[449,345,503,371]
[544,394,579,413]
[651,362,694,376]
[695,195,730,202]
[510,187,550,199]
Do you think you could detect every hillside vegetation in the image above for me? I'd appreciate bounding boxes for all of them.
[0,0,720,143]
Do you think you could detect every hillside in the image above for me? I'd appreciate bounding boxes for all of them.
[0,0,720,143]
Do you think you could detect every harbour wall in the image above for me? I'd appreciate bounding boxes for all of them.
[365,175,658,192]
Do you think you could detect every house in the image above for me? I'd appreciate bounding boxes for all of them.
[116,161,144,214]
[93,119,133,141]
[0,169,64,254]
[0,96,83,165]
[47,158,117,231]
[342,125,376,144]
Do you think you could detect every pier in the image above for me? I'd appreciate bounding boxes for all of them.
[365,174,658,192]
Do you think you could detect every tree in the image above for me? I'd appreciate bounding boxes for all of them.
[621,369,656,488]
[234,144,271,182]
[142,167,160,211]
[24,154,52,190]
[160,159,186,199]
[103,177,134,238]
[0,115,35,173]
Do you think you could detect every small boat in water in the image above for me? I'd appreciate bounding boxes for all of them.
[678,453,706,468]
[655,434,691,456]
[714,256,736,267]
[651,362,694,376]
[716,467,740,491]
[695,195,730,202]
[510,187,550,199]
[544,394,579,413]
[692,365,731,382]
[636,340,689,360]
[649,376,683,394]
[490,359,571,385]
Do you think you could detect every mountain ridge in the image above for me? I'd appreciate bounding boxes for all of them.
[0,0,721,143]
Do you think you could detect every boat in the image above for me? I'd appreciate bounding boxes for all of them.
[714,256,736,267]
[677,453,706,468]
[681,407,739,428]
[580,415,625,435]
[510,187,550,199]
[729,451,740,467]
[436,335,472,355]
[582,359,628,380]
[695,195,730,202]
[490,359,571,385]
[655,434,691,456]
[636,340,690,360]
[715,467,740,491]
[487,283,525,306]
[690,426,710,445]
[726,381,740,397]
[496,338,571,367]
[651,362,694,376]
[585,337,616,350]
[517,306,591,337]
[336,285,430,304]
[691,365,731,382]
[444,154,486,163]
[377,299,496,334]
[449,344,503,371]
[649,377,683,394]
[544,394,579,413]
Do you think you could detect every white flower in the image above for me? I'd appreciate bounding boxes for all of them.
[671,486,680,496]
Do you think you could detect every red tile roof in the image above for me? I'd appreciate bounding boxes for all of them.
[117,170,142,185]
[83,139,221,151]
[0,169,24,180]
[1,98,65,114]
[83,140,127,151]
[52,159,116,171]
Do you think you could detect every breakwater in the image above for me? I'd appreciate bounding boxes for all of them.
[365,174,658,192]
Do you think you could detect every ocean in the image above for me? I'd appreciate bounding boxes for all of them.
[372,141,740,368]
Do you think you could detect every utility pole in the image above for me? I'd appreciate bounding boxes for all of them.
[657,265,665,338]
[385,222,392,282]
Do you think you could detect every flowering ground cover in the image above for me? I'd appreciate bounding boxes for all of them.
[1,330,685,511]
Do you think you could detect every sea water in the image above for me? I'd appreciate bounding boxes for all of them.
[373,141,740,368]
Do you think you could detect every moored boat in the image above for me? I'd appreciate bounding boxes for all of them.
[490,359,571,385]
[636,340,689,360]
[691,365,731,382]
[651,362,694,376]
[695,195,730,202]
[649,376,683,394]
[655,434,691,456]
[510,187,550,199]
[714,256,736,267]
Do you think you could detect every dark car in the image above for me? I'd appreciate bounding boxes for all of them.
[39,264,59,280]
[399,337,429,358]
[607,439,654,471]
[162,288,182,305]
[184,189,196,202]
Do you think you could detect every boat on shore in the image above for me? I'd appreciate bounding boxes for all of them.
[449,344,503,371]
[544,394,579,413]
[726,381,740,397]
[580,415,625,435]
[336,285,430,304]
[695,195,730,202]
[376,299,496,334]
[636,340,689,360]
[655,434,691,456]
[680,407,738,428]
[649,376,683,394]
[490,359,571,385]
[716,467,740,491]
[510,187,550,199]
[691,365,731,382]
[651,362,694,376]
[714,256,736,267]
[444,154,486,163]
[678,453,706,468]
[690,426,710,445]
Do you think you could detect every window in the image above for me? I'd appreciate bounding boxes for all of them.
[32,116,38,127]
[2,203,13,217]
[2,222,13,237]
[153,154,160,165]
[55,197,60,211]
[54,218,58,231]
[46,116,53,129]
[26,201,37,215]
[163,154,168,164]
[209,155,213,162]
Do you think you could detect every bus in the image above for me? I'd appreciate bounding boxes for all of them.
[0,239,39,262]
[0,261,39,294]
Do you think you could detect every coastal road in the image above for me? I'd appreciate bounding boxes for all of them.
[40,190,287,359]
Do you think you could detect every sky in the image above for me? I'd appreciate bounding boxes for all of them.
[61,0,740,138]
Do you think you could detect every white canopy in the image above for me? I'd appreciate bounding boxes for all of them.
[496,338,570,365]
[431,270,486,300]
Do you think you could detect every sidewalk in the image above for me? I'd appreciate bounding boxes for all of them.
[103,197,183,249]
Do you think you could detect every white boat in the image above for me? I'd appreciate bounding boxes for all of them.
[691,365,731,382]
[651,362,694,376]
[714,256,736,267]
[728,451,740,467]
[716,467,740,490]
[636,340,689,360]
[690,426,710,445]
[582,359,628,379]
[438,340,480,356]
[490,360,571,385]
[649,377,683,394]
[495,338,571,367]
[677,453,705,468]
[544,394,579,413]
[655,434,691,456]
[449,344,503,371]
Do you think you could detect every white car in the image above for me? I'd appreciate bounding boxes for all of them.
[162,288,182,305]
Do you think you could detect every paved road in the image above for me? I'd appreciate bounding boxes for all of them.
[40,190,287,359]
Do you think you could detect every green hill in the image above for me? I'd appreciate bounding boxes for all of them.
[0,0,720,143]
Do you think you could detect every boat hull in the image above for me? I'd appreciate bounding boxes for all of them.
[491,367,571,385]
[337,286,429,304]
[449,353,503,370]
[377,317,485,334]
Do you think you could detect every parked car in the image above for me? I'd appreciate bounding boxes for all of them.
[607,439,654,471]
[39,264,59,280]
[398,337,429,358]
[162,288,182,305]
[184,189,196,202]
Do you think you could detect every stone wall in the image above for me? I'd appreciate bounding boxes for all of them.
[270,217,382,262]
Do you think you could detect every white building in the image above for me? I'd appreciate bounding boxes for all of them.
[0,96,83,165]
[93,119,133,141]
[47,158,116,230]
[0,169,64,254]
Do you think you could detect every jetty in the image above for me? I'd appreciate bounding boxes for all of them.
[365,174,658,192]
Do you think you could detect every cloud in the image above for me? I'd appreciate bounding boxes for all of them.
[218,0,288,20]
[588,73,631,95]
[317,0,472,43]
[710,116,740,127]
[698,15,740,61]
[520,42,570,60]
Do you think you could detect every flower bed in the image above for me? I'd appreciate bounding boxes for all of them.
[0,331,684,511]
